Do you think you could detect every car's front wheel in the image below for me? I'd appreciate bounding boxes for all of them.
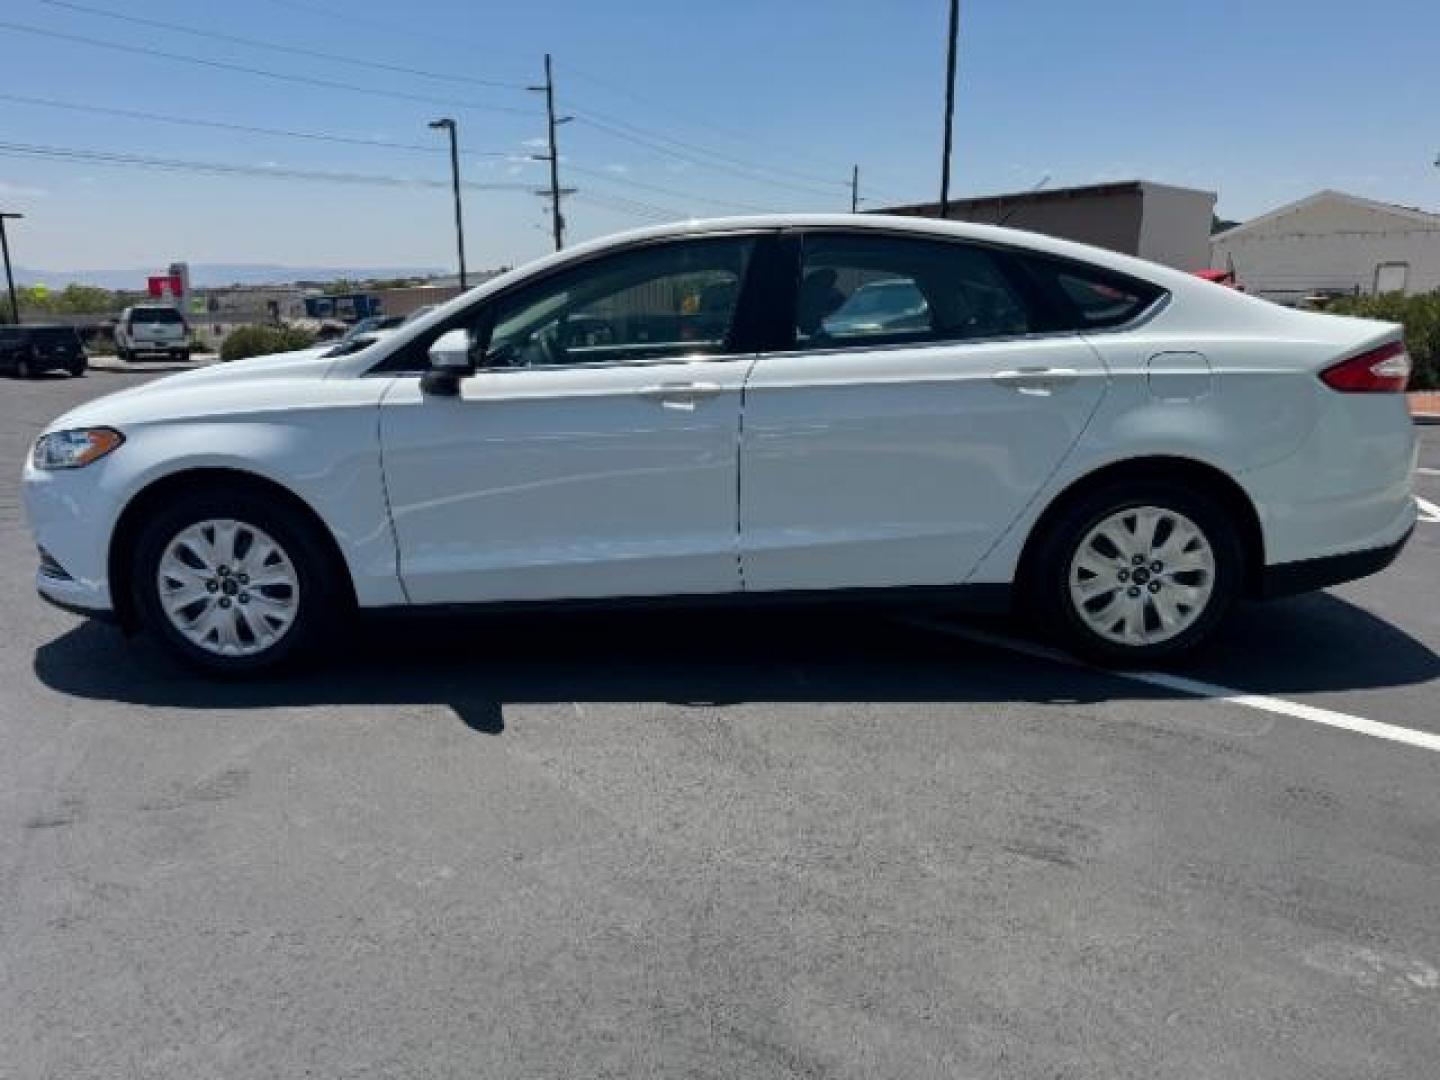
[1027,482,1243,664]
[132,491,343,674]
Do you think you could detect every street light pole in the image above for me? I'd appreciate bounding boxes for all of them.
[429,118,467,289]
[0,212,22,325]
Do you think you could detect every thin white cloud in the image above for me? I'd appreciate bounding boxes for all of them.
[521,136,548,149]
[603,163,629,175]
[0,179,47,197]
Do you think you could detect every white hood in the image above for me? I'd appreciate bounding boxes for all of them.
[43,347,342,432]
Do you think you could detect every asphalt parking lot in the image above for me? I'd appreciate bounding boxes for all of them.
[2,366,1438,1079]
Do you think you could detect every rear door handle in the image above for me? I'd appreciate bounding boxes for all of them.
[992,367,1080,394]
[638,381,724,408]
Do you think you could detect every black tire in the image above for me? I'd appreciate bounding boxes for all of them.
[69,363,86,378]
[1023,480,1244,665]
[116,347,130,363]
[131,488,347,676]
[15,355,33,379]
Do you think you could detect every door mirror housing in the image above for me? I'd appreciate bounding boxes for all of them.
[421,328,474,397]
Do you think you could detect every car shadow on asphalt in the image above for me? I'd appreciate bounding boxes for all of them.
[31,592,1440,735]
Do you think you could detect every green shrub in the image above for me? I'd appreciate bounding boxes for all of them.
[219,325,318,363]
[1324,291,1440,391]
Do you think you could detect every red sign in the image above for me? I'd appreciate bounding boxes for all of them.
[147,274,183,299]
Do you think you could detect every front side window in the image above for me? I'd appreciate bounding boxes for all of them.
[794,234,1037,350]
[479,236,755,369]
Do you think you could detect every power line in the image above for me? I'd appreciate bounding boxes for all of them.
[0,92,510,157]
[0,140,536,191]
[243,0,915,203]
[0,90,780,214]
[28,0,913,206]
[568,104,849,192]
[254,0,525,69]
[0,20,538,117]
[573,192,687,224]
[37,0,529,92]
[571,114,847,201]
[561,62,912,202]
[570,167,779,215]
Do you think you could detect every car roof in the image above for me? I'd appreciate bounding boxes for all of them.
[481,213,1215,299]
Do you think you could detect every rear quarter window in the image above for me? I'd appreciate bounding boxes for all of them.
[1016,256,1165,331]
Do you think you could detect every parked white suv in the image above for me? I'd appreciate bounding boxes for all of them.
[114,305,190,362]
[25,216,1416,675]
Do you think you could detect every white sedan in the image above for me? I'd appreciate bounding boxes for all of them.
[24,215,1416,674]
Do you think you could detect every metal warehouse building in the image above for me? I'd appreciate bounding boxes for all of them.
[878,180,1217,272]
[1210,190,1440,303]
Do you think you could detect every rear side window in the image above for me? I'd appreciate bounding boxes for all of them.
[795,234,1038,349]
[131,307,184,324]
[1018,256,1164,330]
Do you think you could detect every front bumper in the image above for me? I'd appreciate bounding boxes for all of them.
[36,573,117,621]
[24,462,118,616]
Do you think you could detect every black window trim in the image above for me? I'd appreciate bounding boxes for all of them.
[365,227,783,376]
[752,226,1170,360]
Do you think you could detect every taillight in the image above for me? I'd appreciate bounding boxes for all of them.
[1319,340,1411,393]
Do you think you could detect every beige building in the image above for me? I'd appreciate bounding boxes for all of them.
[877,180,1218,271]
[1210,190,1440,303]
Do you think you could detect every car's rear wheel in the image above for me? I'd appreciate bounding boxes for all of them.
[132,491,343,675]
[1027,482,1243,664]
[15,355,33,378]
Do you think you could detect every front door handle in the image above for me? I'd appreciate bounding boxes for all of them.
[992,367,1080,395]
[638,381,724,409]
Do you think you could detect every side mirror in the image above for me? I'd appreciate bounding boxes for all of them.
[421,328,473,397]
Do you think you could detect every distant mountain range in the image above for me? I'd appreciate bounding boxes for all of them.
[13,263,448,289]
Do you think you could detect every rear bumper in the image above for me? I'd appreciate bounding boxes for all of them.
[1259,521,1413,600]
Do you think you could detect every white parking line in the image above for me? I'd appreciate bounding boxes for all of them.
[1417,467,1440,476]
[1418,497,1440,524]
[905,618,1440,754]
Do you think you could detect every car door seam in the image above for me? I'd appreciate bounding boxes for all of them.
[961,337,1113,584]
[374,375,412,604]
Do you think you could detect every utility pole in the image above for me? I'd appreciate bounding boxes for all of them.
[529,54,575,251]
[939,0,960,217]
[850,165,860,213]
[428,118,467,289]
[0,212,21,325]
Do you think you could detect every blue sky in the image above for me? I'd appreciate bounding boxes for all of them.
[0,0,1435,276]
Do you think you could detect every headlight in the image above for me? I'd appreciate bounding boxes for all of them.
[31,428,125,470]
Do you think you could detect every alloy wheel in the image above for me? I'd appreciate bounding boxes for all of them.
[155,518,300,657]
[1067,505,1216,647]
